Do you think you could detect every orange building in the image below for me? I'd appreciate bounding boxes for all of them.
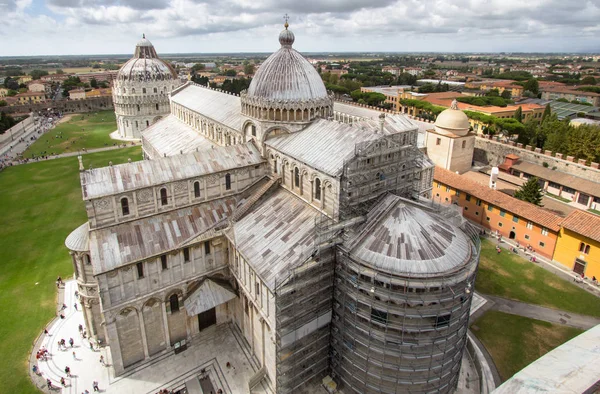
[433,167,562,259]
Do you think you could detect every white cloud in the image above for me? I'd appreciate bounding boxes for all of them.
[0,0,598,55]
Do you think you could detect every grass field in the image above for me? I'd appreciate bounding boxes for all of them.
[471,310,583,381]
[22,111,118,158]
[475,239,600,317]
[0,147,141,394]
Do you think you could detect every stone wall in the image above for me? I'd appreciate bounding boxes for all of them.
[1,96,113,115]
[474,137,600,183]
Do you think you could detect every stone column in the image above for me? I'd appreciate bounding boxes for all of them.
[138,308,150,359]
[106,319,124,375]
[162,302,171,348]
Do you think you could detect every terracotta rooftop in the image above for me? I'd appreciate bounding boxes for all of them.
[560,209,600,243]
[433,167,563,232]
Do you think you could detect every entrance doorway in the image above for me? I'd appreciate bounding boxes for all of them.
[509,231,516,239]
[198,308,216,331]
[573,259,586,276]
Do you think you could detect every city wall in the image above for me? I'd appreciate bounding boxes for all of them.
[1,97,113,116]
[474,136,600,183]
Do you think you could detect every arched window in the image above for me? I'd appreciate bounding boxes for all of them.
[153,87,157,93]
[585,245,591,254]
[194,181,201,198]
[294,167,300,188]
[146,120,149,127]
[169,294,179,313]
[251,125,256,137]
[225,173,232,190]
[160,188,168,206]
[314,178,322,200]
[84,254,91,265]
[137,104,140,112]
[579,242,586,252]
[142,88,146,94]
[156,103,159,111]
[132,88,136,94]
[273,157,278,174]
[120,197,130,216]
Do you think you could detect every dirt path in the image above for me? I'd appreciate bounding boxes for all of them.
[56,114,74,125]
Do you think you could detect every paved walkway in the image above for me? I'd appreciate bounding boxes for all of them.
[485,295,600,330]
[34,280,272,394]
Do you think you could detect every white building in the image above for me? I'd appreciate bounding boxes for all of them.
[112,35,182,139]
[66,23,479,394]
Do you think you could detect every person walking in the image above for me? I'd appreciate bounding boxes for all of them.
[46,378,53,389]
[100,355,105,366]
[74,303,78,311]
[93,380,99,392]
[73,351,77,360]
[65,365,71,377]
[69,338,74,347]
[60,377,66,387]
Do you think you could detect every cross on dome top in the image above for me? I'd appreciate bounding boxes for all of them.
[283,13,289,29]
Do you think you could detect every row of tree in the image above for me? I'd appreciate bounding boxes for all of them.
[517,112,600,164]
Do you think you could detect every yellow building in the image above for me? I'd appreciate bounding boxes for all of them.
[14,91,45,104]
[18,75,33,84]
[554,210,600,280]
[0,87,8,98]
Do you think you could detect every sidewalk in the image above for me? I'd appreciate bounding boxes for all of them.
[35,280,110,393]
[485,295,600,330]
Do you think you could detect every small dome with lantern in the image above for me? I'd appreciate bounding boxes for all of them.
[434,99,470,136]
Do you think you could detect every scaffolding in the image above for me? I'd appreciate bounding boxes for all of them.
[338,130,432,220]
[329,203,481,394]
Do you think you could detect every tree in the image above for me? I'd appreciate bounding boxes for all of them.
[224,69,237,77]
[4,77,19,90]
[514,177,544,206]
[29,69,49,80]
[542,104,551,121]
[244,63,255,76]
[513,106,522,123]
[501,90,512,100]
[55,69,65,75]
[191,63,205,72]
[191,75,209,86]
[581,76,596,85]
[523,78,539,95]
[0,100,6,107]
[90,78,98,88]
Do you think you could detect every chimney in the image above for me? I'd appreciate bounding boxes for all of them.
[489,167,499,190]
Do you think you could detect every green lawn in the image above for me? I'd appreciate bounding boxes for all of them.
[471,310,583,381]
[475,239,600,317]
[0,147,141,394]
[22,111,118,158]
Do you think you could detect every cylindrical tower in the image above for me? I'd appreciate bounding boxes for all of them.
[112,35,181,139]
[65,222,105,343]
[331,199,480,393]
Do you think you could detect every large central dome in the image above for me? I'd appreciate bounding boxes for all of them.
[117,35,178,82]
[247,25,328,101]
[241,22,333,125]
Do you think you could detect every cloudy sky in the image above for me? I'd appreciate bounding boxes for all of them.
[1,0,599,56]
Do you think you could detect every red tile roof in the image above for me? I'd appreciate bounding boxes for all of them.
[434,167,563,232]
[561,210,600,243]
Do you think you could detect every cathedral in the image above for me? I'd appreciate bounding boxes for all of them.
[66,22,480,394]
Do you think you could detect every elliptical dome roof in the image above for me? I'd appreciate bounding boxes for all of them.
[434,99,470,136]
[117,34,178,82]
[246,23,328,102]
